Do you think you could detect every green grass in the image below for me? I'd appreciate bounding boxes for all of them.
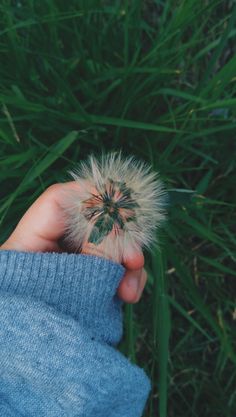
[0,1,236,416]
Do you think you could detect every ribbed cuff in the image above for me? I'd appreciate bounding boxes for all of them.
[0,251,125,345]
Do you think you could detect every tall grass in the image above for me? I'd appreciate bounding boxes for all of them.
[0,1,236,416]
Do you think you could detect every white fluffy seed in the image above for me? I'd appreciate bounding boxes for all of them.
[62,151,167,263]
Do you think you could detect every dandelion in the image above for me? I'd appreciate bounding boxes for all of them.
[63,152,167,263]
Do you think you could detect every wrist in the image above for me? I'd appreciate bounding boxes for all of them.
[0,238,25,252]
[0,242,14,251]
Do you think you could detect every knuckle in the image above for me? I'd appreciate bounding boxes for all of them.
[45,183,63,194]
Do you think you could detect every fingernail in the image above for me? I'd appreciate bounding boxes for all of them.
[126,275,139,296]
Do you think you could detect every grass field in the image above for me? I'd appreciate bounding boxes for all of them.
[0,1,236,416]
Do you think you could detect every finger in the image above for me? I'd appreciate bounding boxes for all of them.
[2,182,80,252]
[117,267,147,303]
[122,250,145,270]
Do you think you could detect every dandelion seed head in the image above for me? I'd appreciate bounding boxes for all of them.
[63,152,167,263]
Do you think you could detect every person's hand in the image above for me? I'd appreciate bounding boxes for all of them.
[0,183,147,303]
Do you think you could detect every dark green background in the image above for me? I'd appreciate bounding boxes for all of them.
[0,1,236,416]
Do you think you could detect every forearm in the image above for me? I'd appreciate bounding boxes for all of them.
[0,250,150,417]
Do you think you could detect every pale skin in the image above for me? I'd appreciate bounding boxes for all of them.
[0,182,147,303]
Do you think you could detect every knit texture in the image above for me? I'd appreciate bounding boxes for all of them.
[0,251,151,416]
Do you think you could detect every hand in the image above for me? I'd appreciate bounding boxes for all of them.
[0,183,147,303]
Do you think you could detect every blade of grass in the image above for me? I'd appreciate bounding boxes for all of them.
[152,248,170,417]
[124,304,136,363]
[0,130,79,223]
[197,4,236,89]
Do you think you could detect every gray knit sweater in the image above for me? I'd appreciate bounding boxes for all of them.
[0,251,150,416]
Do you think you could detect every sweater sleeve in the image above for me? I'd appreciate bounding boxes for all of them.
[0,251,150,417]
